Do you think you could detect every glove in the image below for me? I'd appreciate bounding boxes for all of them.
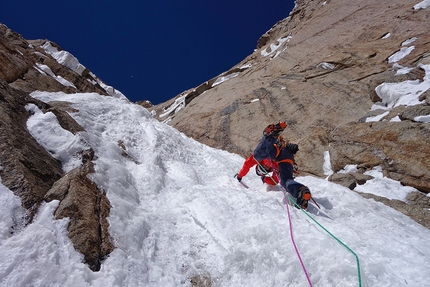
[234,173,242,182]
[263,122,287,137]
[287,143,299,154]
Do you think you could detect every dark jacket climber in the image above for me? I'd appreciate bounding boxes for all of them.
[253,122,312,209]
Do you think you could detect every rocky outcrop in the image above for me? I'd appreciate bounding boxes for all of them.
[328,172,374,190]
[329,121,430,192]
[0,23,116,270]
[45,149,114,271]
[0,78,63,222]
[0,27,108,96]
[148,0,430,193]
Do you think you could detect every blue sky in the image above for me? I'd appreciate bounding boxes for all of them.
[1,1,294,104]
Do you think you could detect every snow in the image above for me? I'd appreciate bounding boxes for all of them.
[42,42,86,76]
[402,37,418,46]
[34,63,76,88]
[338,165,359,174]
[365,111,389,122]
[1,90,429,287]
[371,64,430,112]
[415,115,430,122]
[25,102,88,172]
[354,167,417,202]
[372,37,430,118]
[374,79,423,108]
[389,115,402,122]
[387,37,417,67]
[41,42,126,100]
[414,0,430,9]
[323,151,333,176]
[212,72,240,87]
[393,63,413,75]
[0,180,25,241]
[388,46,415,63]
[239,63,252,69]
[261,36,292,58]
[318,62,335,70]
[160,94,187,118]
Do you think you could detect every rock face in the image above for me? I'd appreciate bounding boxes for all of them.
[0,78,63,222]
[0,23,117,271]
[45,149,114,271]
[148,0,430,194]
[329,121,430,192]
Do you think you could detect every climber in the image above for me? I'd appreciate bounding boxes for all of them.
[234,154,280,187]
[252,121,312,209]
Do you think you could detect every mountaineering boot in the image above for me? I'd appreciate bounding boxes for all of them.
[296,186,311,209]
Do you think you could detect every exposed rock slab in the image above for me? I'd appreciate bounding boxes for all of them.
[329,121,430,192]
[45,149,114,271]
[328,172,374,190]
[148,0,430,194]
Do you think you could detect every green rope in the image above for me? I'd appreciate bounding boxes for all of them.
[255,160,362,287]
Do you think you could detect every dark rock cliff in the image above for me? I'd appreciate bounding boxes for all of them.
[0,24,115,271]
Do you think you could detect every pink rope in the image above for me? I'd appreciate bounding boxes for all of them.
[253,158,312,285]
[283,192,313,286]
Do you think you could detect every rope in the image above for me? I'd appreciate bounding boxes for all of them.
[254,159,362,287]
[255,158,312,285]
[283,187,313,286]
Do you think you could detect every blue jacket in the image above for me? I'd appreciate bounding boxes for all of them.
[253,135,295,183]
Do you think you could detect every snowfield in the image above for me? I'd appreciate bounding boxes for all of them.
[1,91,429,287]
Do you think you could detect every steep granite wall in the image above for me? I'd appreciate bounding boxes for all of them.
[148,0,430,193]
